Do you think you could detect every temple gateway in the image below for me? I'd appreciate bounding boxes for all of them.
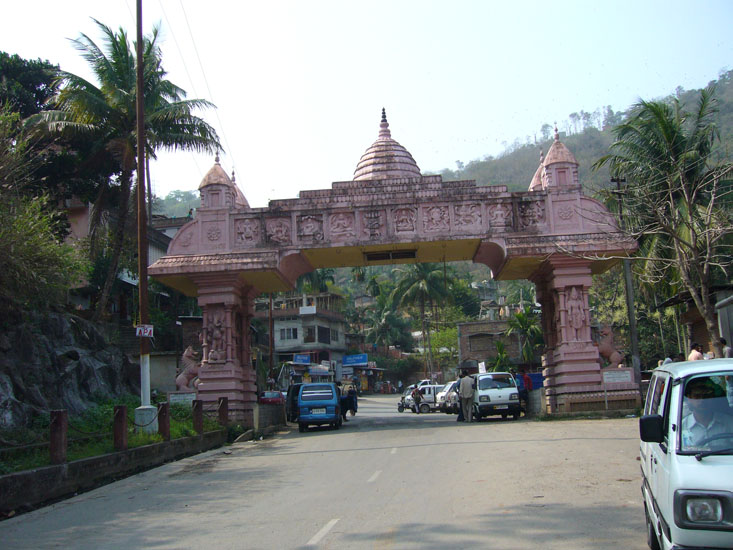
[149,110,640,424]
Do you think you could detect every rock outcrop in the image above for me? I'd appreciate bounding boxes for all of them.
[0,311,139,429]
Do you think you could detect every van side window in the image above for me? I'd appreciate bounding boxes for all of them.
[648,376,667,416]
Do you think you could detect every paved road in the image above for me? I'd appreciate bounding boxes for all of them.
[0,394,646,549]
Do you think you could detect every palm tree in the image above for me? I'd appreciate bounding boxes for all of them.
[594,86,733,357]
[390,263,452,377]
[41,20,220,321]
[506,306,543,368]
[490,341,511,372]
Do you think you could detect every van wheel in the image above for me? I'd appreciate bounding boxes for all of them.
[512,412,520,420]
[298,423,306,433]
[645,504,660,550]
[420,403,430,414]
[501,414,507,419]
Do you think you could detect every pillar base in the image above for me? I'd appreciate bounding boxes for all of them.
[134,405,159,434]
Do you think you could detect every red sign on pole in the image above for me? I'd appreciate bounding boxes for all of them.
[135,324,154,338]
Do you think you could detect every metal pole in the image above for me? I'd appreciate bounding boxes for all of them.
[612,177,641,383]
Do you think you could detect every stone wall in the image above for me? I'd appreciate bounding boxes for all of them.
[457,320,520,366]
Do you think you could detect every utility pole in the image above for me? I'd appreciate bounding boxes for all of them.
[612,176,641,385]
[134,0,157,433]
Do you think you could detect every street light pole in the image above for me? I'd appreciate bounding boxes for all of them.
[612,177,641,383]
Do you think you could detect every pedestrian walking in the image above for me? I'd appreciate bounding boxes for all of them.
[458,370,475,422]
[721,338,732,359]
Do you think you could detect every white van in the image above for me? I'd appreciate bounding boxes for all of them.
[406,384,443,413]
[472,372,521,420]
[640,359,733,550]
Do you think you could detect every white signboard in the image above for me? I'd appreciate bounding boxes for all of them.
[603,369,632,384]
[135,324,154,338]
[478,361,487,374]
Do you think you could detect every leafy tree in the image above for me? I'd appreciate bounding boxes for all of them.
[296,268,335,294]
[506,306,543,367]
[490,341,511,371]
[594,86,733,356]
[0,52,58,118]
[391,263,452,376]
[38,20,220,322]
[0,195,88,314]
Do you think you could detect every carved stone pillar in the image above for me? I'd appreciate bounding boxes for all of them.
[531,256,640,413]
[192,274,256,426]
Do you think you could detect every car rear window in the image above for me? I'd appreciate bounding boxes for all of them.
[263,391,281,398]
[301,384,334,401]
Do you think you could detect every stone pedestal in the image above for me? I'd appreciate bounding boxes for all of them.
[196,362,255,426]
[134,405,159,434]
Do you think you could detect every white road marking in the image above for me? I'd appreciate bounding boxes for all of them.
[306,518,339,546]
[367,470,382,483]
[390,447,397,454]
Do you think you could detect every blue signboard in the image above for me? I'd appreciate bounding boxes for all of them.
[293,354,311,365]
[343,353,368,366]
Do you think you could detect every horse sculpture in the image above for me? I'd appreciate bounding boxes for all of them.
[176,345,201,390]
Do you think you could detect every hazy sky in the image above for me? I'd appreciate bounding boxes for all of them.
[2,0,732,207]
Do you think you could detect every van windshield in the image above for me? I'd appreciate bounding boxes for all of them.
[679,372,733,453]
[478,374,515,390]
[301,385,334,401]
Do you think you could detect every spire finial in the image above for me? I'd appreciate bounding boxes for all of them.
[231,170,236,183]
[539,148,544,162]
[378,107,391,140]
[215,150,220,164]
[554,123,559,141]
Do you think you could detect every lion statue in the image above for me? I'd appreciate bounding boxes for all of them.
[598,325,625,367]
[175,345,201,390]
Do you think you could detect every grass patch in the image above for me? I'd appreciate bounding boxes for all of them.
[0,394,223,475]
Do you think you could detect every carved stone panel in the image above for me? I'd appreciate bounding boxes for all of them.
[519,200,546,228]
[393,207,417,233]
[202,222,226,251]
[265,218,291,244]
[234,218,260,246]
[423,205,449,232]
[453,203,482,231]
[488,203,513,229]
[329,212,356,239]
[361,210,385,239]
[297,214,324,242]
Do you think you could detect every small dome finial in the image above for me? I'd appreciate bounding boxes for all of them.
[379,107,391,140]
[554,123,559,141]
[215,150,220,164]
[539,148,544,163]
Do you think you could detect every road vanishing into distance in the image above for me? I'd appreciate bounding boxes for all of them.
[0,394,647,549]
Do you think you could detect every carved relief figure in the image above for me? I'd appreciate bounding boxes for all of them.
[557,205,574,220]
[454,204,481,227]
[298,214,324,242]
[266,218,291,244]
[329,212,355,238]
[175,345,201,390]
[206,309,225,362]
[519,201,546,228]
[363,210,384,239]
[393,207,416,232]
[488,203,513,227]
[423,206,449,231]
[235,218,260,244]
[598,325,625,367]
[566,286,586,341]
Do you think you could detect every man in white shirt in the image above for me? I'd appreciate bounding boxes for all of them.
[681,378,733,450]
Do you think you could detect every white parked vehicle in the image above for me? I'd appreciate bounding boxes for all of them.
[438,380,458,413]
[472,372,521,420]
[640,359,733,550]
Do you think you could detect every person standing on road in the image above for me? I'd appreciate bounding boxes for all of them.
[412,386,423,414]
[721,338,732,358]
[458,370,475,422]
[688,343,704,361]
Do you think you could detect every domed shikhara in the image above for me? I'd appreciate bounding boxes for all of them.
[353,108,421,181]
[198,154,249,208]
[527,126,580,191]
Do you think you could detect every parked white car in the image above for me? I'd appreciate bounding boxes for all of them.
[405,384,443,413]
[472,372,521,420]
[640,359,733,550]
[438,380,458,413]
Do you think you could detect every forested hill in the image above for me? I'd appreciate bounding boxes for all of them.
[433,68,733,194]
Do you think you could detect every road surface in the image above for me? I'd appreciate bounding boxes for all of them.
[0,394,646,549]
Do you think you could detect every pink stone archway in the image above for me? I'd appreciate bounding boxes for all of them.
[150,116,639,423]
